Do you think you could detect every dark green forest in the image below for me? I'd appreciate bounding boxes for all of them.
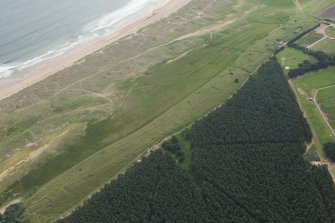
[0,203,27,223]
[55,59,335,223]
[324,143,335,162]
[59,151,209,223]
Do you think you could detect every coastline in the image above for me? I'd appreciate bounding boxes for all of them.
[0,0,190,101]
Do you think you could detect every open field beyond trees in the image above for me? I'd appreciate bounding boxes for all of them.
[0,0,334,222]
[293,68,335,161]
[326,26,335,37]
[277,47,317,75]
[313,38,335,56]
[297,31,324,47]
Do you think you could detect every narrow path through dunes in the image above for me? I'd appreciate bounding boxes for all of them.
[173,19,237,42]
[294,0,303,13]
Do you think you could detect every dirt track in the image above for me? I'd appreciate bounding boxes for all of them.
[313,85,335,136]
[294,0,303,13]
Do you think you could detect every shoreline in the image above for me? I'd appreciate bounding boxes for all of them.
[0,0,190,101]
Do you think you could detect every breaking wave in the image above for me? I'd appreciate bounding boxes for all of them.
[0,0,169,79]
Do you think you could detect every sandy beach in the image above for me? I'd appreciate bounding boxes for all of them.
[0,0,190,101]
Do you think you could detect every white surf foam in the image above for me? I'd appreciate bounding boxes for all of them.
[83,0,169,36]
[1,0,169,79]
[0,65,15,79]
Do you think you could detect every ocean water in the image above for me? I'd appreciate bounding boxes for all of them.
[0,0,168,79]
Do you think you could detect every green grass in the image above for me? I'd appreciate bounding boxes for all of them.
[294,68,335,95]
[176,134,192,172]
[293,68,335,157]
[297,93,335,145]
[277,48,316,75]
[326,26,335,37]
[304,144,321,161]
[297,31,324,47]
[0,0,325,222]
[318,87,335,129]
[313,38,335,56]
[23,46,249,223]
[303,0,335,15]
[24,70,249,223]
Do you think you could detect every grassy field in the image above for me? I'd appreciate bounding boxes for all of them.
[0,0,333,222]
[297,92,334,146]
[318,87,335,128]
[277,47,317,75]
[326,26,335,37]
[297,31,324,47]
[313,38,335,56]
[295,68,335,94]
[293,68,335,160]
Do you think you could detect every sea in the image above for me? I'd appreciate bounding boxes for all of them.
[0,0,168,79]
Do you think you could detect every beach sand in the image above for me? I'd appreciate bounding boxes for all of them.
[0,0,190,101]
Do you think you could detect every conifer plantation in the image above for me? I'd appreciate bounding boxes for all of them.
[57,59,335,223]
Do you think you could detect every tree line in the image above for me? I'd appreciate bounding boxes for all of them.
[55,59,335,223]
[57,151,210,223]
[0,203,27,223]
[288,44,335,78]
[324,143,335,162]
[185,59,335,222]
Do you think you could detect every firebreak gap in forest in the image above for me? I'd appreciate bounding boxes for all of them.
[39,59,335,223]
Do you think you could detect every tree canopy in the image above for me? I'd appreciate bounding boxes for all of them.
[58,59,335,223]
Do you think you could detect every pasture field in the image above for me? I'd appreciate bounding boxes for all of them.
[295,68,335,93]
[313,38,335,56]
[318,87,335,128]
[0,0,333,222]
[297,31,324,47]
[293,68,335,160]
[277,47,317,75]
[326,26,335,37]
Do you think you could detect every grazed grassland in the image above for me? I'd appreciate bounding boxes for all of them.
[293,68,335,160]
[277,47,317,75]
[0,0,332,222]
[313,38,335,56]
[297,31,324,47]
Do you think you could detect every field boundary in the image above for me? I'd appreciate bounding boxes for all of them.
[313,85,335,136]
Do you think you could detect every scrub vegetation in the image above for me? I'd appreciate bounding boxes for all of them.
[58,59,335,223]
